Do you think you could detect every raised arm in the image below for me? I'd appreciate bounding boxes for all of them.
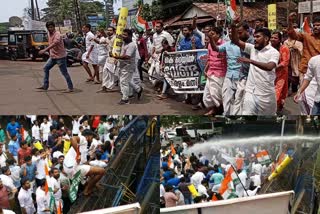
[230,22,246,50]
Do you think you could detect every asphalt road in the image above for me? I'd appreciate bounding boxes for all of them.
[0,59,300,115]
[0,59,202,115]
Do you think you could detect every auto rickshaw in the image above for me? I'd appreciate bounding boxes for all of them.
[0,33,8,59]
[8,30,49,61]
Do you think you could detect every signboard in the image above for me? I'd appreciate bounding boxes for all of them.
[268,4,277,30]
[162,49,208,94]
[64,19,72,27]
[87,13,105,28]
[112,7,128,56]
[56,26,73,35]
[298,0,320,13]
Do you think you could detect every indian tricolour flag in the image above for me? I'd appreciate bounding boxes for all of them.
[219,166,239,199]
[300,17,312,34]
[133,6,147,32]
[256,150,272,165]
[44,163,56,213]
[225,0,237,23]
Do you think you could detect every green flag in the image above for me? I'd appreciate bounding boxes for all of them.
[69,170,82,203]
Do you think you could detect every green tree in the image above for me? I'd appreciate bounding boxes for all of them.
[42,0,105,30]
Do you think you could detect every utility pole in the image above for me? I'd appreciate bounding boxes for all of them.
[34,0,40,20]
[74,0,82,31]
[310,0,314,23]
[30,0,35,20]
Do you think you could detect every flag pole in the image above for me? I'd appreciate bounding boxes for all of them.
[240,0,243,22]
[231,164,249,197]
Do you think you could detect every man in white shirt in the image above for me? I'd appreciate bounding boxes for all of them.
[148,21,174,83]
[112,29,143,105]
[294,54,320,114]
[51,168,62,208]
[32,120,40,140]
[0,166,17,195]
[81,24,100,83]
[72,116,82,136]
[197,180,209,198]
[0,144,7,168]
[36,179,50,214]
[64,130,105,196]
[103,119,114,142]
[252,162,263,176]
[18,178,36,214]
[190,171,205,190]
[40,118,51,142]
[231,20,280,115]
[35,150,48,186]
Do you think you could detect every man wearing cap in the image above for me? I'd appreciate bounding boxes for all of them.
[64,130,105,196]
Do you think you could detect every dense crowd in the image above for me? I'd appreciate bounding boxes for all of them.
[160,137,293,208]
[0,115,131,214]
[38,12,320,113]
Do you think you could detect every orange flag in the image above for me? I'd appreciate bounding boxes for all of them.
[44,164,49,194]
[303,17,312,34]
[76,144,80,161]
[171,143,176,155]
[57,201,62,214]
[167,155,173,168]
[231,0,237,12]
[236,158,244,170]
[212,194,218,201]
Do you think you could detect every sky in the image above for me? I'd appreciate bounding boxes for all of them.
[0,0,111,23]
[0,0,48,22]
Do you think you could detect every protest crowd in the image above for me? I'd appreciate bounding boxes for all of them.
[0,115,133,214]
[43,7,320,114]
[159,136,294,208]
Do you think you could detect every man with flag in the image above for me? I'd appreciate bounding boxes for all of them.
[64,130,105,196]
[218,165,239,199]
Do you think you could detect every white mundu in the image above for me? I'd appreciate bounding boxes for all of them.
[242,43,280,115]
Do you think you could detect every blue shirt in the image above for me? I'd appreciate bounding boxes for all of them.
[167,177,180,187]
[21,163,37,181]
[239,36,254,80]
[178,36,203,51]
[6,122,20,137]
[101,151,109,161]
[218,41,241,79]
[8,139,20,156]
[162,170,173,181]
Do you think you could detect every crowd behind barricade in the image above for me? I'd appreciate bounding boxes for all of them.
[0,115,134,214]
[160,139,294,208]
[41,11,320,113]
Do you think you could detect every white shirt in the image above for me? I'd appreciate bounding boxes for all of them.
[153,30,174,53]
[89,138,102,154]
[35,158,46,180]
[51,177,62,200]
[40,122,51,142]
[18,188,36,214]
[89,160,107,168]
[0,174,16,191]
[2,210,15,214]
[244,43,280,96]
[98,36,109,56]
[304,55,320,102]
[85,31,97,52]
[36,187,50,214]
[0,152,7,168]
[252,162,263,175]
[103,122,113,135]
[197,184,209,198]
[250,174,261,187]
[72,119,81,135]
[79,136,88,164]
[26,115,37,124]
[190,171,205,189]
[32,125,40,140]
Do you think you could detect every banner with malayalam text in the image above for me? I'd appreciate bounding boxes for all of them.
[162,49,208,94]
[268,4,277,30]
